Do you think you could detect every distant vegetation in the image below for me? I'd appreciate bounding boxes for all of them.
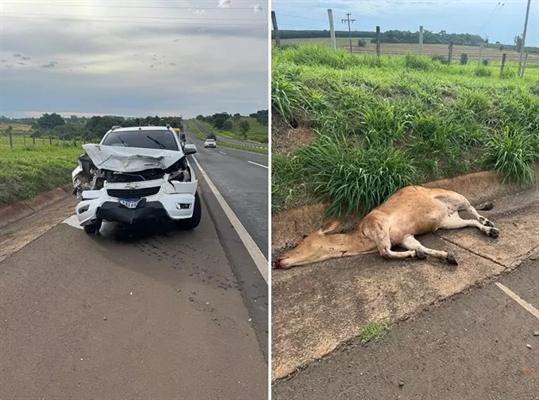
[0,114,184,142]
[194,110,269,143]
[272,45,539,216]
[273,29,539,54]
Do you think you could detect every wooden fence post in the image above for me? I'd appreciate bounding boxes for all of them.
[33,137,35,145]
[419,26,424,55]
[49,136,52,145]
[376,26,381,56]
[271,11,281,49]
[447,41,454,64]
[500,53,507,78]
[478,44,483,66]
[9,130,13,149]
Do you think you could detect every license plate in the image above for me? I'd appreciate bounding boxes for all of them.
[119,198,141,209]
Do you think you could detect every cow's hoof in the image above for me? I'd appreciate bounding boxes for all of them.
[273,259,283,269]
[488,228,500,238]
[415,249,426,260]
[447,253,458,265]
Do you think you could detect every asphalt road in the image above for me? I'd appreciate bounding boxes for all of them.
[191,119,268,149]
[184,122,269,260]
[273,258,539,399]
[0,150,268,399]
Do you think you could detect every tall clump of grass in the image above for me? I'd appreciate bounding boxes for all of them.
[404,52,437,71]
[295,134,418,218]
[271,153,306,213]
[482,126,536,185]
[271,63,310,124]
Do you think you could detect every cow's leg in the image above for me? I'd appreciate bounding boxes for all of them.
[437,193,496,227]
[440,212,499,238]
[400,235,458,264]
[465,205,495,227]
[364,224,419,260]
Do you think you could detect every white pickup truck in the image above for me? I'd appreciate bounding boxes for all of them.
[71,125,201,235]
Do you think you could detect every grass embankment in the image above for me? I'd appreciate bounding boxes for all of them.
[196,118,268,144]
[187,120,268,155]
[272,45,539,216]
[0,135,82,206]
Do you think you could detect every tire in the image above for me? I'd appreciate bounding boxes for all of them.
[83,219,102,235]
[178,191,201,230]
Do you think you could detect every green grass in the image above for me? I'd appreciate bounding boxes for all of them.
[187,121,267,155]
[196,118,268,144]
[0,135,82,206]
[357,321,390,344]
[272,45,539,216]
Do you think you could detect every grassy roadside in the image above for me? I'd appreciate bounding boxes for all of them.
[272,45,539,216]
[196,118,268,144]
[187,120,268,155]
[0,135,81,206]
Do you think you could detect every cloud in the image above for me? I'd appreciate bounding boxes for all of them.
[0,0,268,118]
[253,4,263,13]
[42,61,58,68]
[218,0,231,9]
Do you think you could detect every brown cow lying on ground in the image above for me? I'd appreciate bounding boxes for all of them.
[273,185,499,269]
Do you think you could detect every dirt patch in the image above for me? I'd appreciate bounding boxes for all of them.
[272,115,314,155]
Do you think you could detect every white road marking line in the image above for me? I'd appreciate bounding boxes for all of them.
[191,156,268,283]
[219,151,227,155]
[62,215,83,230]
[495,282,539,320]
[247,160,268,169]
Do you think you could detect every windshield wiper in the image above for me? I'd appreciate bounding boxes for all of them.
[146,135,166,149]
[117,135,128,146]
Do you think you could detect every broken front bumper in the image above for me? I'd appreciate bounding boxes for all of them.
[75,180,197,226]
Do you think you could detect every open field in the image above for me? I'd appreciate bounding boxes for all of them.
[0,122,32,132]
[0,135,82,206]
[196,117,269,144]
[272,45,539,216]
[274,39,539,67]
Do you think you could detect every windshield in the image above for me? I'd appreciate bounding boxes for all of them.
[101,129,179,151]
[206,139,215,143]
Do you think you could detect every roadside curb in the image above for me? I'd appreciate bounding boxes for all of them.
[0,184,73,230]
[271,165,539,254]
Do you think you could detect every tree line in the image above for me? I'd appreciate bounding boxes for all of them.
[274,29,539,53]
[195,110,268,140]
[2,113,185,141]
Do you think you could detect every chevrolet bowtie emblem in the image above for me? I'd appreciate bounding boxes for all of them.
[125,182,141,189]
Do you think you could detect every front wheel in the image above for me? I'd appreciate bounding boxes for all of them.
[178,191,201,230]
[83,219,102,235]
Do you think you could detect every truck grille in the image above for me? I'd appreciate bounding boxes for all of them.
[107,187,160,198]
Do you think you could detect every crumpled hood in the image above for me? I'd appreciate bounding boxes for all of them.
[82,144,184,172]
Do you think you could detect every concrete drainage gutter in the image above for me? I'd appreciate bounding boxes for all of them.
[0,184,74,230]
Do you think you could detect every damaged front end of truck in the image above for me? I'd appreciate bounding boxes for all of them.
[72,143,200,235]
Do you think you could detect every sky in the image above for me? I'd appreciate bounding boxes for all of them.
[273,0,539,47]
[0,0,269,119]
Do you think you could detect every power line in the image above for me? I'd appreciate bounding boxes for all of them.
[2,13,266,22]
[0,15,265,26]
[1,2,258,10]
[478,0,507,33]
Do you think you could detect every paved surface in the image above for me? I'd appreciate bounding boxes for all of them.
[273,258,539,400]
[0,153,268,399]
[185,122,269,259]
[271,188,539,379]
[191,119,268,149]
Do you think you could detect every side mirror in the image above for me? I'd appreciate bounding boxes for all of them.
[184,143,197,155]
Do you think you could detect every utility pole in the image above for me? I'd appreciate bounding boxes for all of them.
[517,0,531,77]
[342,13,355,54]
